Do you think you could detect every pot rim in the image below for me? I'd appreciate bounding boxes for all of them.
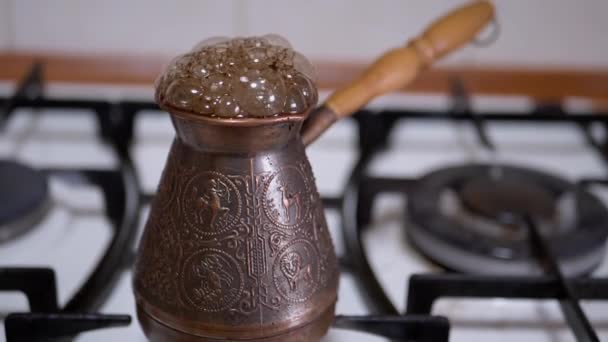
[158,98,311,128]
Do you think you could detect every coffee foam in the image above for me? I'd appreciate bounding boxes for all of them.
[156,35,318,118]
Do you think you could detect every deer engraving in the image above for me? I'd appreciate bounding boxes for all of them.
[193,179,229,226]
[277,178,301,223]
[280,252,313,291]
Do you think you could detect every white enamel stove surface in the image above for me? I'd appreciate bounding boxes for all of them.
[0,83,608,341]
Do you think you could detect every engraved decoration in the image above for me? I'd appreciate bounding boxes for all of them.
[263,166,311,230]
[155,143,181,211]
[182,171,242,237]
[135,140,339,332]
[136,214,182,307]
[181,248,245,312]
[272,239,320,303]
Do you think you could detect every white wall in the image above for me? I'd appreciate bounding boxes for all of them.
[1,0,607,67]
[0,0,12,48]
[8,0,238,55]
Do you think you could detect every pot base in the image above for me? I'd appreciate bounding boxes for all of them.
[136,303,335,342]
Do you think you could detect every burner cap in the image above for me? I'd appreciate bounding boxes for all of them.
[459,176,556,223]
[0,160,50,243]
[407,164,608,276]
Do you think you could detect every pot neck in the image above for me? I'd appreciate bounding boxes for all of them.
[171,114,304,154]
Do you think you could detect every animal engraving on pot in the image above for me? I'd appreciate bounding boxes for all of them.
[273,239,320,303]
[182,172,242,237]
[263,166,311,230]
[277,178,301,223]
[193,255,232,300]
[281,251,313,291]
[193,179,229,226]
[181,248,244,312]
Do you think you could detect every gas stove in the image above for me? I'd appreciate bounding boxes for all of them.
[1,64,608,342]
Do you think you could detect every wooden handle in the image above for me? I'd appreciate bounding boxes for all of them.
[325,0,494,118]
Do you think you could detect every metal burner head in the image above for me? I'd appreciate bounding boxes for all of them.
[0,160,50,243]
[458,175,557,224]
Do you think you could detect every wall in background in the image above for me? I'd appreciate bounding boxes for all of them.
[1,0,607,67]
[9,1,238,55]
[0,0,12,48]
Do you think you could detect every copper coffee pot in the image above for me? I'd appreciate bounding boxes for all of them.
[133,1,494,341]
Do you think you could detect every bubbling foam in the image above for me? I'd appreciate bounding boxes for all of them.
[156,35,317,118]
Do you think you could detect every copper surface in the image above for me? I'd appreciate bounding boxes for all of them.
[133,103,339,341]
[137,303,336,342]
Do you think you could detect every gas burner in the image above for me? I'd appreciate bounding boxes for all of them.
[458,175,557,224]
[0,160,50,243]
[406,164,608,276]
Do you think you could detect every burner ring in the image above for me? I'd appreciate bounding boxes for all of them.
[0,160,50,243]
[407,164,608,276]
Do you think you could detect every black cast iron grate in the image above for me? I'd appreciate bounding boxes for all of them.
[2,63,608,341]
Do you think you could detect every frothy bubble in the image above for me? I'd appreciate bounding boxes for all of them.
[156,35,317,118]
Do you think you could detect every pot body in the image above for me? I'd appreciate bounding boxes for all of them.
[133,114,339,341]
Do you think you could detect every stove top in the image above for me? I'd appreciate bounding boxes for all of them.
[2,64,608,341]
